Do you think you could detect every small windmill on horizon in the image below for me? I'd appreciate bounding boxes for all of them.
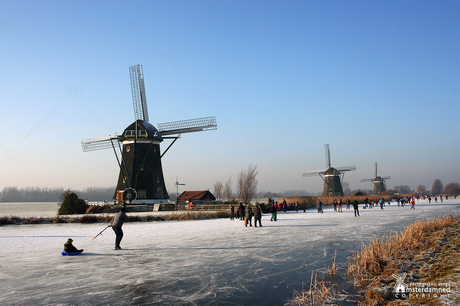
[302,144,356,197]
[81,64,217,204]
[361,162,390,195]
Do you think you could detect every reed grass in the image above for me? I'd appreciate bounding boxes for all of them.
[0,210,232,226]
[347,215,460,305]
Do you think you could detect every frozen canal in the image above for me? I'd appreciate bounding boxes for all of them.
[1,199,459,305]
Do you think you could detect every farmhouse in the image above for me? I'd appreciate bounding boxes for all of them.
[177,190,216,204]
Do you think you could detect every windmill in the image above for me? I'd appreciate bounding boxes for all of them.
[81,64,217,204]
[302,144,356,197]
[361,162,390,195]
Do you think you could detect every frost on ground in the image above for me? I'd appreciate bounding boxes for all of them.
[0,200,458,305]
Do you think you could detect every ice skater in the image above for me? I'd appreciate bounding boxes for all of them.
[254,203,262,227]
[270,202,277,221]
[111,206,129,250]
[244,204,253,227]
[317,199,323,213]
[352,200,360,217]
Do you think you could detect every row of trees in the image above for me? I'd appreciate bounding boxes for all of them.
[0,186,115,202]
[213,173,460,202]
[214,165,259,204]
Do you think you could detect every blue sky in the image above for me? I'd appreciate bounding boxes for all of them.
[1,0,459,195]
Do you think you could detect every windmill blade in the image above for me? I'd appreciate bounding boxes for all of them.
[158,116,217,136]
[361,179,374,182]
[381,176,391,180]
[302,170,326,177]
[325,144,331,168]
[81,135,120,152]
[130,64,149,122]
[375,162,378,177]
[336,165,357,172]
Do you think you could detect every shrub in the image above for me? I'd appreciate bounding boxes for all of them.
[58,190,89,215]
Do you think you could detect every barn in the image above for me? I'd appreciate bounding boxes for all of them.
[177,190,216,205]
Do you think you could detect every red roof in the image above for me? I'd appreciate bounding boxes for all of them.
[177,190,216,201]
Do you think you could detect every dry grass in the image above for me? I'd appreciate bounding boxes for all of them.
[291,252,351,306]
[0,210,231,226]
[292,272,339,306]
[347,215,460,305]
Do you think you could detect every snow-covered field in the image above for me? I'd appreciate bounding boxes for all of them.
[1,199,459,305]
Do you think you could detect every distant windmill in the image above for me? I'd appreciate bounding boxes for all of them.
[361,162,390,195]
[302,144,356,197]
[81,64,217,203]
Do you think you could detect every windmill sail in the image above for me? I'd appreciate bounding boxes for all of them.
[336,165,357,172]
[325,144,331,168]
[81,135,120,152]
[130,64,149,122]
[158,116,217,136]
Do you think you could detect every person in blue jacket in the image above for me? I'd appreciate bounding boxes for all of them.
[317,199,323,213]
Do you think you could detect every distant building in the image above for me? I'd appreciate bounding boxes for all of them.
[177,190,216,204]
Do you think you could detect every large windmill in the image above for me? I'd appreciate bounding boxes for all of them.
[361,162,390,195]
[302,144,356,197]
[81,64,217,204]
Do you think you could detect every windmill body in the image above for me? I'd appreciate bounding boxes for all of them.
[81,65,217,204]
[114,120,168,201]
[302,144,356,197]
[361,162,390,195]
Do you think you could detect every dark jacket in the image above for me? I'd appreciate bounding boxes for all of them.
[245,205,253,220]
[112,211,129,227]
[64,241,82,253]
[352,200,359,209]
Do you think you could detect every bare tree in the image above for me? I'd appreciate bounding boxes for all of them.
[237,165,258,204]
[342,181,352,196]
[443,182,460,195]
[416,184,427,194]
[224,177,233,202]
[214,181,223,202]
[432,179,443,195]
[394,185,411,194]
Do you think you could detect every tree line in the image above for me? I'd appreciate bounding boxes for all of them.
[0,186,116,202]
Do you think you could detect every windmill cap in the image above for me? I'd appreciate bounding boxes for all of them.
[122,120,163,141]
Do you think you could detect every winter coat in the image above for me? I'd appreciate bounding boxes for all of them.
[352,200,359,209]
[245,206,253,220]
[253,204,262,220]
[111,211,129,228]
[64,241,81,253]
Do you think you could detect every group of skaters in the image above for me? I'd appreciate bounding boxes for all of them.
[316,198,361,217]
[230,199,308,227]
[230,194,450,225]
[230,202,263,227]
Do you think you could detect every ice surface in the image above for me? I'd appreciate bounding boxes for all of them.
[0,199,459,305]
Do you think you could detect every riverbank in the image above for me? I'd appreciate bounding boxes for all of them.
[347,214,460,305]
[0,210,231,226]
